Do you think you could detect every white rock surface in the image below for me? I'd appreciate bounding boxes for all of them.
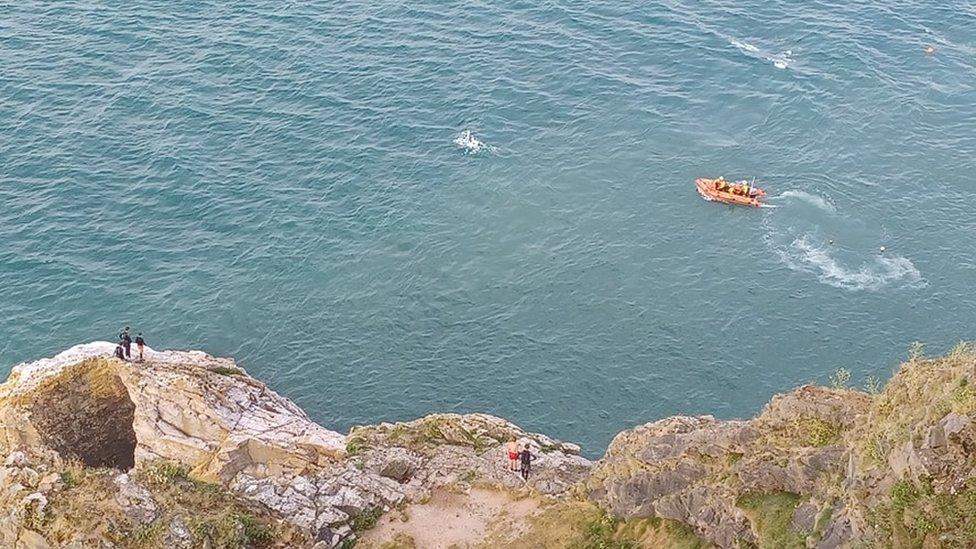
[1,343,590,548]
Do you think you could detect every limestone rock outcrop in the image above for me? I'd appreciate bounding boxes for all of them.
[3,341,975,548]
[586,386,872,547]
[0,343,588,547]
[1,342,347,481]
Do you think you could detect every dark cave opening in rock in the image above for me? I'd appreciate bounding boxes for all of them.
[29,362,137,470]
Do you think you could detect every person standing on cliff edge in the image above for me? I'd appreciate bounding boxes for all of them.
[519,444,538,481]
[135,332,146,362]
[506,437,520,472]
[119,326,132,359]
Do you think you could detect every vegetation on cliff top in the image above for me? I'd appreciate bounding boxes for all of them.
[31,459,302,548]
[736,492,804,549]
[5,342,976,548]
[498,500,709,549]
[850,342,976,547]
[348,414,521,456]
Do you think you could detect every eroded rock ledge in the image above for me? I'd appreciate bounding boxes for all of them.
[0,343,589,548]
[2,341,976,548]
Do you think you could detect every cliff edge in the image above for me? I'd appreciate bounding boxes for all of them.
[1,341,974,548]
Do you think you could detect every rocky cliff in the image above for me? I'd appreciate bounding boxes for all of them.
[1,341,974,548]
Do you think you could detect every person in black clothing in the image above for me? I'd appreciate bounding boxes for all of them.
[135,332,146,362]
[119,326,132,359]
[114,342,127,361]
[519,444,538,481]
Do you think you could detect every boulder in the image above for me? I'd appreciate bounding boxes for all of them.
[113,473,159,524]
[4,452,29,469]
[372,447,423,483]
[792,501,818,532]
[15,529,51,549]
[162,517,193,549]
[817,505,853,549]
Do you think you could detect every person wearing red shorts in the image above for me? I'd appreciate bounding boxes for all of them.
[506,437,520,471]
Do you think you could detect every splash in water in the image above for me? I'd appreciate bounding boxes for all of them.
[771,49,794,70]
[453,130,488,154]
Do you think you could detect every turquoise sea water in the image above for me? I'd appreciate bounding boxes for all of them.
[2,1,975,455]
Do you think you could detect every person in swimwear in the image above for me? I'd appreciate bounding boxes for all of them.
[135,332,147,362]
[506,437,520,471]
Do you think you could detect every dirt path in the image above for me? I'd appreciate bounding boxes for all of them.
[358,487,542,548]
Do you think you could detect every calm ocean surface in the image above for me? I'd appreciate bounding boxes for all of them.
[2,1,975,455]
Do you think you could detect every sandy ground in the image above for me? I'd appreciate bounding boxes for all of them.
[358,486,542,548]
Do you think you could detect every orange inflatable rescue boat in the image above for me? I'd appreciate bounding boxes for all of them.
[695,177,767,207]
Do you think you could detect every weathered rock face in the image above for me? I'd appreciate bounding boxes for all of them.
[29,363,137,470]
[4,342,976,548]
[1,343,351,547]
[350,413,592,497]
[586,386,872,547]
[0,343,589,548]
[228,413,592,543]
[0,450,55,548]
[837,348,976,547]
[1,343,347,484]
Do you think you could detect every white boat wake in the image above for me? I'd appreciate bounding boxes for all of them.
[776,235,924,291]
[774,190,836,213]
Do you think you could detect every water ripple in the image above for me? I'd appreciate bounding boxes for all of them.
[1,0,974,455]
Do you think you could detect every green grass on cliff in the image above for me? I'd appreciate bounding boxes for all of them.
[736,492,805,549]
[851,342,976,547]
[209,365,246,377]
[855,342,976,468]
[352,506,384,532]
[868,476,976,547]
[34,460,301,548]
[348,415,513,456]
[138,461,282,548]
[498,501,711,549]
[789,416,843,448]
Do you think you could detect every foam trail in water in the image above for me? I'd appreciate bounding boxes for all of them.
[777,235,923,291]
[453,130,490,154]
[775,190,836,212]
[730,38,760,53]
[729,38,794,69]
